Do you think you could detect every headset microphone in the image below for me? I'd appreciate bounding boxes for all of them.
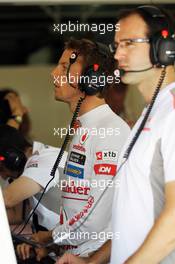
[119,66,153,76]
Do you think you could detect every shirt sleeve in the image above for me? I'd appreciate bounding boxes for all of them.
[52,124,130,246]
[161,111,175,183]
[22,150,67,190]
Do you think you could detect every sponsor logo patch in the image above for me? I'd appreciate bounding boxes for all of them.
[26,163,38,168]
[62,180,90,195]
[26,158,39,169]
[69,196,94,226]
[94,164,117,176]
[69,151,86,165]
[73,144,86,153]
[66,164,84,179]
[80,132,89,145]
[96,150,118,161]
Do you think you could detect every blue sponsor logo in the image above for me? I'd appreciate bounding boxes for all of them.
[66,164,84,179]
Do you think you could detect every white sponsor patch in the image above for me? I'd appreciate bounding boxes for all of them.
[96,150,118,161]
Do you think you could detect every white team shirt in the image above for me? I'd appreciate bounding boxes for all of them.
[22,141,67,230]
[111,82,175,264]
[52,104,130,256]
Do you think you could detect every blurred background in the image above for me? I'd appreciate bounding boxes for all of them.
[0,0,174,146]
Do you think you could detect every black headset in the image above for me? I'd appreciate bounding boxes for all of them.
[67,41,112,96]
[0,146,27,177]
[137,5,175,67]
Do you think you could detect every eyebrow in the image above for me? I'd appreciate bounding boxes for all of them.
[115,38,149,44]
[114,39,133,45]
[57,61,69,66]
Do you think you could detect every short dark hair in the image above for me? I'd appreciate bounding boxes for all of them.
[117,6,174,39]
[64,38,117,98]
[0,124,32,152]
[0,88,18,100]
[0,88,18,124]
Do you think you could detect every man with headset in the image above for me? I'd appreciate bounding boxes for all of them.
[0,124,67,231]
[56,5,175,264]
[16,38,130,261]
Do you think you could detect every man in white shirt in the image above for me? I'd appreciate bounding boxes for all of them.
[0,124,67,231]
[56,5,175,264]
[16,38,130,261]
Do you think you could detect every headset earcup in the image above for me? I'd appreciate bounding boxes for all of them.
[0,147,27,174]
[150,33,175,67]
[8,150,27,172]
[79,65,106,96]
[157,38,175,66]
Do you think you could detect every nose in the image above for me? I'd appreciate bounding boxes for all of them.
[51,66,57,79]
[114,44,126,64]
[51,66,60,85]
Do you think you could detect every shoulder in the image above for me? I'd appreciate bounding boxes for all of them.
[27,142,67,169]
[97,105,130,132]
[91,108,130,150]
[161,110,175,137]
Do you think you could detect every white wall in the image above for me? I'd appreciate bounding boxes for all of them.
[0,65,72,147]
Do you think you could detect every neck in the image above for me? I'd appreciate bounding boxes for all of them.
[138,66,175,103]
[69,96,106,116]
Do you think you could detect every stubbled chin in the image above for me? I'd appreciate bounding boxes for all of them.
[120,75,129,83]
[54,91,60,99]
[55,96,65,103]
